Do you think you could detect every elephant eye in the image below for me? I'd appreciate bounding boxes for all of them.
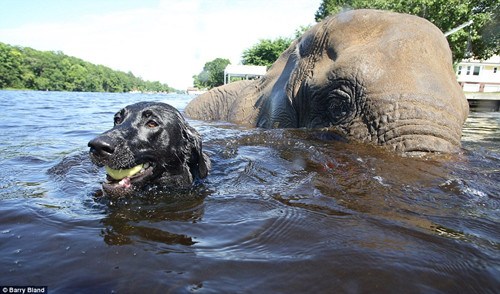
[328,88,354,124]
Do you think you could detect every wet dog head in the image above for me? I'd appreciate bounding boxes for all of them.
[88,102,210,197]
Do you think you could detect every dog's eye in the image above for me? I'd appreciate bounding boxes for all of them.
[146,120,158,128]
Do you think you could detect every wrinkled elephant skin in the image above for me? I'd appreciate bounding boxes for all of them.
[185,9,469,154]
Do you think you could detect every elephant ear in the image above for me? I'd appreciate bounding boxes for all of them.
[183,125,211,180]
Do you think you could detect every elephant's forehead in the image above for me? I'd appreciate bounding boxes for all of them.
[312,10,454,92]
[324,10,447,51]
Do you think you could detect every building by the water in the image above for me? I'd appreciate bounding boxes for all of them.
[456,55,500,111]
[224,65,267,85]
[456,55,500,93]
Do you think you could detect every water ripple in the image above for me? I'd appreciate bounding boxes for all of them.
[1,91,499,292]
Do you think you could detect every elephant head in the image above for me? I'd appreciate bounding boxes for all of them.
[185,9,469,154]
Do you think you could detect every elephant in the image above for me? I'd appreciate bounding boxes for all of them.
[185,9,469,154]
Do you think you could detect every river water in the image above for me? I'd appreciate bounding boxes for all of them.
[0,90,498,293]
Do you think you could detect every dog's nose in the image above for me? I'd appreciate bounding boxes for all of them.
[88,136,116,157]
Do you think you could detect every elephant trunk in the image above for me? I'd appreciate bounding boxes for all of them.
[356,92,468,154]
[379,122,462,154]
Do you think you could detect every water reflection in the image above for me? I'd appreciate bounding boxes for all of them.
[462,111,500,153]
[99,197,204,247]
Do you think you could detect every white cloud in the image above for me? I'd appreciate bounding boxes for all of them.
[0,0,319,89]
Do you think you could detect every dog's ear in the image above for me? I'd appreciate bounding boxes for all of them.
[183,126,211,179]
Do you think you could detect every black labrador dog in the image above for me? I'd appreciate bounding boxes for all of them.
[88,102,210,197]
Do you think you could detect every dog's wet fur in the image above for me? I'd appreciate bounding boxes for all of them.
[88,102,210,197]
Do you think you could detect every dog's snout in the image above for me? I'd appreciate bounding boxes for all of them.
[88,136,116,157]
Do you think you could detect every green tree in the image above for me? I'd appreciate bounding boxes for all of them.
[0,42,175,93]
[242,37,293,67]
[0,43,25,88]
[193,58,231,89]
[314,0,499,62]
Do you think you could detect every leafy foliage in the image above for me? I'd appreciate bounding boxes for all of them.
[192,58,231,89]
[314,0,499,62]
[0,42,174,92]
[241,37,293,67]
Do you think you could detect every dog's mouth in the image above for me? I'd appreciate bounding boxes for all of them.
[102,162,155,194]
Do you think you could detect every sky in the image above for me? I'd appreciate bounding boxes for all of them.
[0,0,321,90]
